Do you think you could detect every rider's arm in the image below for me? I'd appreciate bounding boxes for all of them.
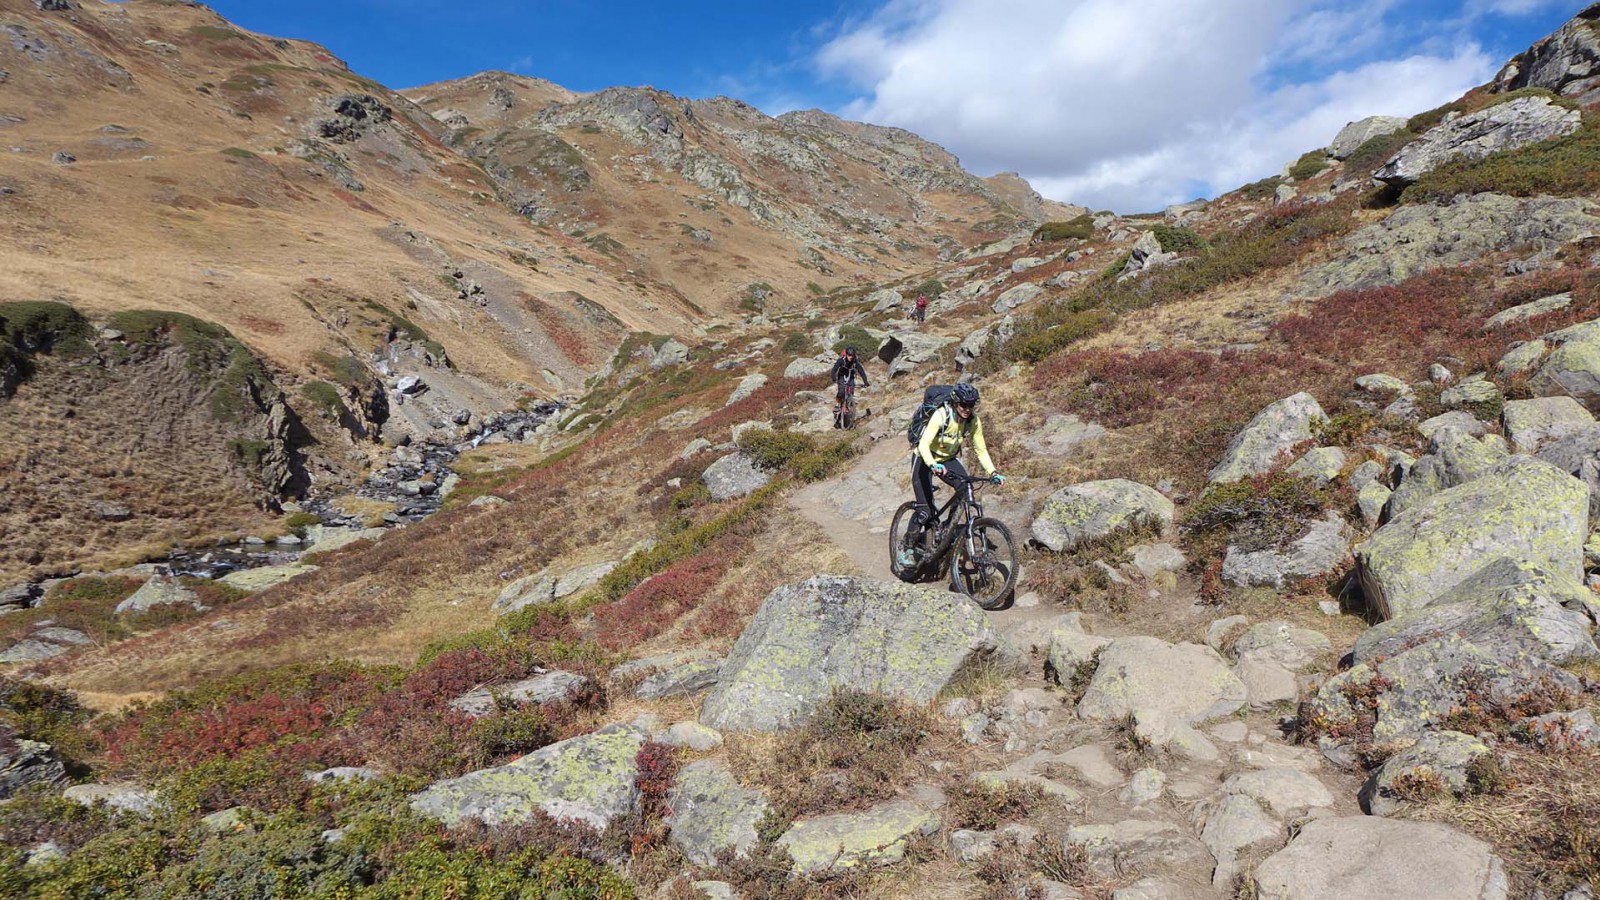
[970,414,997,476]
[856,360,869,387]
[918,405,947,467]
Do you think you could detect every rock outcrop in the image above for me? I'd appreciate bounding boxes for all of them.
[1373,96,1581,187]
[1209,393,1328,483]
[1030,479,1173,552]
[1251,816,1508,900]
[1492,3,1600,106]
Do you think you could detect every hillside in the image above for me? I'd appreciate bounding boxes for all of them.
[6,3,1600,900]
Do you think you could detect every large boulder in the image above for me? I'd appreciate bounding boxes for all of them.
[777,799,941,877]
[218,564,319,592]
[784,357,830,379]
[1030,480,1173,552]
[1534,424,1600,520]
[114,575,203,615]
[881,331,956,378]
[991,282,1043,314]
[1208,393,1328,484]
[726,373,767,406]
[1300,194,1600,295]
[448,672,590,717]
[493,561,616,613]
[410,724,645,829]
[1492,3,1600,106]
[1327,115,1408,159]
[0,736,65,799]
[667,759,769,866]
[1384,427,1509,519]
[1221,511,1350,589]
[1501,396,1594,453]
[1077,636,1246,756]
[1373,96,1581,187]
[1356,456,1588,619]
[701,453,771,502]
[1484,291,1573,331]
[700,576,1001,732]
[1531,318,1600,412]
[1359,730,1494,817]
[1353,558,1600,667]
[1251,816,1508,900]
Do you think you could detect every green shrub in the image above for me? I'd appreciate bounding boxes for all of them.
[1235,175,1283,201]
[1033,214,1096,243]
[107,311,272,423]
[737,429,815,471]
[0,301,93,358]
[1340,129,1417,177]
[1151,223,1208,253]
[830,324,879,355]
[299,380,345,418]
[311,351,370,390]
[1288,150,1330,181]
[1005,309,1115,364]
[779,331,811,354]
[904,277,947,298]
[1401,114,1600,203]
[220,147,259,160]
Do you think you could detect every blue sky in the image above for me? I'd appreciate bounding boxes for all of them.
[204,0,1585,211]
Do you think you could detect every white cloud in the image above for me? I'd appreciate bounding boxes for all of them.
[816,0,1507,211]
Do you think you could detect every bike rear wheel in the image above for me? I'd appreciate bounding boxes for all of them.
[888,501,924,582]
[952,516,1017,609]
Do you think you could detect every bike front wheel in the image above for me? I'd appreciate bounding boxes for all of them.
[888,501,923,582]
[952,517,1017,609]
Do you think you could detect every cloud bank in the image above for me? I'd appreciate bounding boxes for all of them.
[816,0,1553,211]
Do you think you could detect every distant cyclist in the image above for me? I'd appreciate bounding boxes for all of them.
[830,346,869,427]
[914,294,929,323]
[900,383,1004,565]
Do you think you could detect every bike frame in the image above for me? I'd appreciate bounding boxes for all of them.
[925,474,987,560]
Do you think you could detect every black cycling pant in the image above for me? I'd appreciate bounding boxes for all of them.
[835,378,860,401]
[911,456,968,530]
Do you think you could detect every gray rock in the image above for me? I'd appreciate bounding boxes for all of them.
[634,658,721,700]
[1416,409,1491,439]
[777,799,941,876]
[1374,96,1581,187]
[611,649,717,682]
[1129,543,1186,579]
[1285,447,1346,486]
[1012,257,1046,273]
[493,561,616,613]
[1499,339,1550,376]
[1231,621,1333,671]
[654,721,723,752]
[0,639,69,663]
[1120,229,1179,280]
[1355,373,1411,397]
[1077,637,1246,753]
[1222,511,1350,589]
[1353,558,1600,667]
[64,783,162,817]
[1064,819,1212,881]
[1440,379,1503,412]
[448,672,589,717]
[1251,816,1508,900]
[1360,730,1493,816]
[701,576,1000,732]
[1358,480,1392,529]
[1121,768,1167,805]
[992,283,1043,314]
[667,759,769,866]
[304,766,381,784]
[1531,317,1600,412]
[410,724,646,829]
[1201,793,1283,887]
[114,575,203,615]
[1031,479,1173,553]
[0,738,65,799]
[1502,396,1595,453]
[1021,414,1106,456]
[1301,194,1600,295]
[726,373,767,406]
[651,339,690,369]
[1520,708,1600,748]
[1492,4,1600,106]
[784,357,830,379]
[701,453,771,502]
[1209,393,1328,484]
[201,806,255,833]
[1386,426,1508,518]
[868,289,904,312]
[1485,292,1573,330]
[1358,456,1588,619]
[1328,115,1409,159]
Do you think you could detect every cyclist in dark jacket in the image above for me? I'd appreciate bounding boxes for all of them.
[830,347,869,402]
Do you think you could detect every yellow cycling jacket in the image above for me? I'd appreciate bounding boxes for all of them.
[917,404,995,474]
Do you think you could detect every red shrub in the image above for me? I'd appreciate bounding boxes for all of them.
[592,543,738,651]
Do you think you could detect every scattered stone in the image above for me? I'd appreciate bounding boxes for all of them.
[701,576,1000,732]
[1128,543,1186,579]
[1416,410,1492,440]
[1251,816,1508,900]
[1120,229,1179,280]
[114,575,203,615]
[777,799,941,876]
[701,453,771,502]
[667,759,769,866]
[1360,730,1493,816]
[1044,616,1111,686]
[1031,480,1173,552]
[1357,456,1587,618]
[218,564,319,592]
[63,783,162,817]
[651,339,689,369]
[1485,292,1573,330]
[51,151,74,166]
[1284,447,1346,487]
[1064,819,1212,882]
[726,373,767,406]
[1355,373,1411,396]
[1208,393,1328,484]
[992,283,1043,314]
[1502,396,1595,453]
[0,737,65,799]
[493,561,616,614]
[949,823,1040,863]
[448,672,589,717]
[1121,768,1167,805]
[634,658,721,700]
[410,724,646,829]
[1440,379,1504,412]
[304,766,381,784]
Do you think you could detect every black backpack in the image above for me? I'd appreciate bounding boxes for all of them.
[907,385,968,447]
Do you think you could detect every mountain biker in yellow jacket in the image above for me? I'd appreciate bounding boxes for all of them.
[901,383,1004,565]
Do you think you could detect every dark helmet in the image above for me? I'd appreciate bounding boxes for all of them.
[952,383,979,407]
[844,346,857,358]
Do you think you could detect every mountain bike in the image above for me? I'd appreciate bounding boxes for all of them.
[888,472,1017,609]
[834,382,859,430]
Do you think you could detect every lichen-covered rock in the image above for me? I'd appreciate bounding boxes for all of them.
[1031,480,1173,552]
[1499,339,1550,376]
[777,799,941,876]
[784,357,830,379]
[700,576,1000,732]
[1221,511,1350,588]
[1077,637,1246,736]
[410,724,645,829]
[1231,622,1333,671]
[1417,410,1492,440]
[634,658,721,700]
[1353,558,1600,667]
[727,373,767,406]
[1328,116,1408,159]
[115,575,203,615]
[1251,816,1508,900]
[667,759,769,866]
[1209,393,1328,484]
[1439,378,1504,412]
[493,561,617,613]
[1310,635,1570,747]
[1064,819,1212,881]
[1373,96,1581,187]
[1493,3,1600,104]
[448,672,589,717]
[1044,616,1110,686]
[1384,427,1509,519]
[1358,480,1392,529]
[701,453,771,502]
[218,564,319,592]
[1285,447,1346,486]
[1485,292,1573,330]
[1355,373,1411,397]
[1532,318,1600,411]
[992,283,1042,314]
[1201,793,1282,888]
[1360,730,1493,817]
[1502,396,1595,454]
[0,738,64,799]
[1357,456,1587,619]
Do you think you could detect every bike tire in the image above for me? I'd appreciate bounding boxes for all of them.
[953,516,1018,610]
[888,501,923,583]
